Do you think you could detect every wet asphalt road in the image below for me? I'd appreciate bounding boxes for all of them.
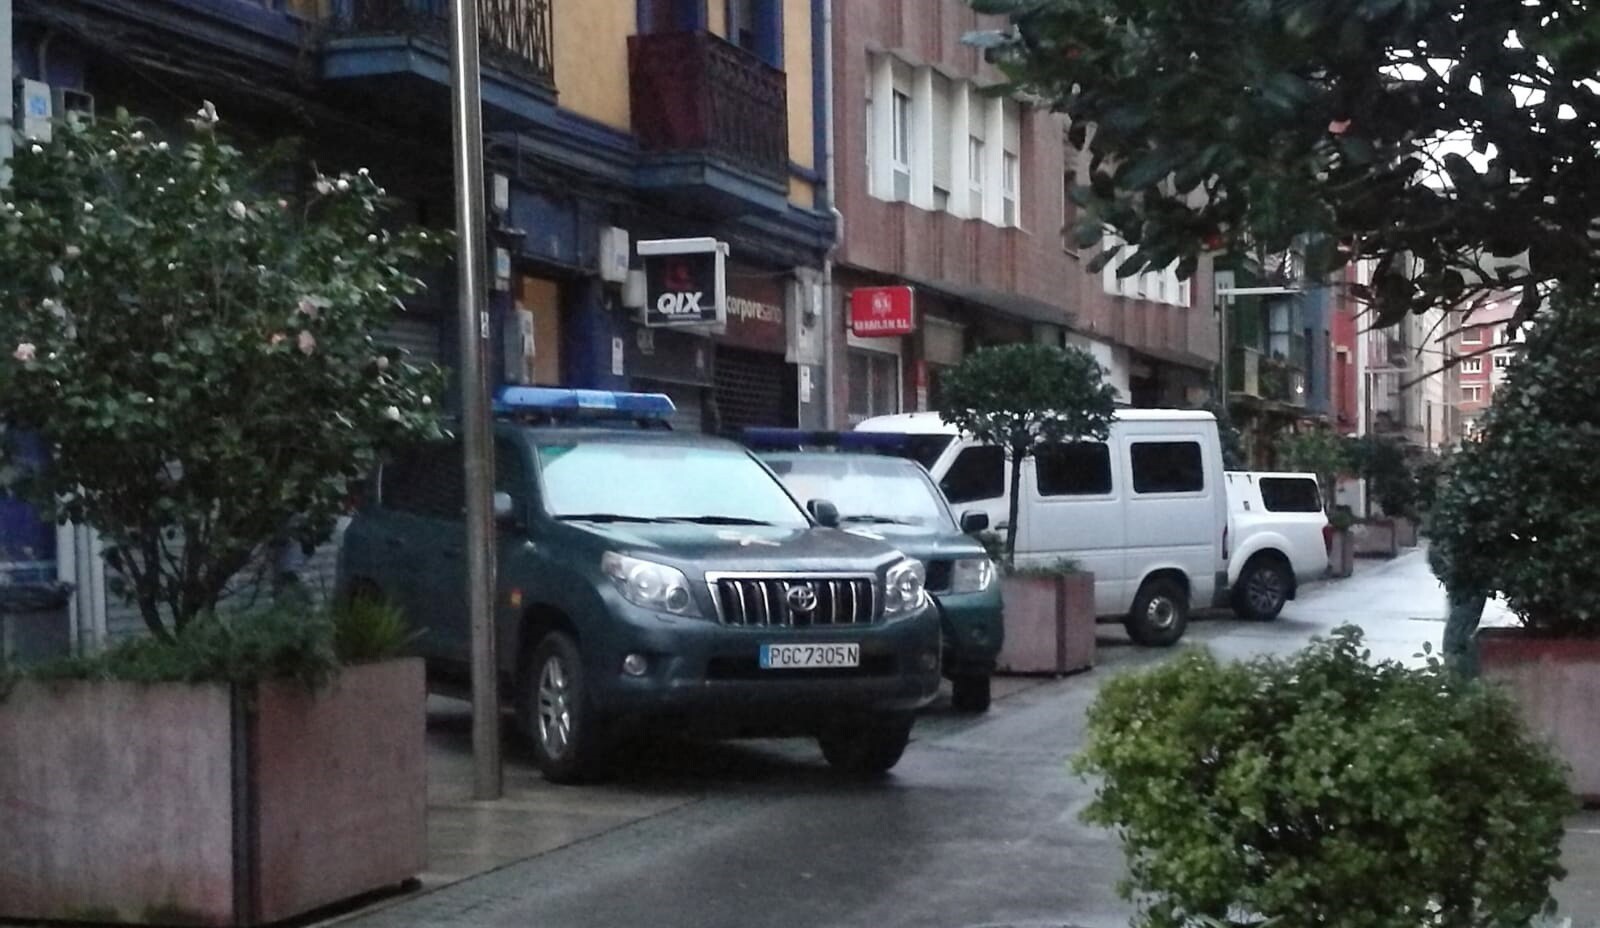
[334,551,1600,928]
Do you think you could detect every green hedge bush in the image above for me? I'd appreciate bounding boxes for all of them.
[1075,627,1572,928]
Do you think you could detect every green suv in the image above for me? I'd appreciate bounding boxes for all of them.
[747,431,1004,713]
[337,389,942,782]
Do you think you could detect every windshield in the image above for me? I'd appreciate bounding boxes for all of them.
[765,456,955,530]
[873,434,953,470]
[536,441,810,528]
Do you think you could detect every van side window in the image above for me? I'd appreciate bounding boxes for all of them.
[941,446,1005,504]
[1259,476,1322,513]
[1130,441,1204,494]
[1036,442,1112,496]
[382,443,465,519]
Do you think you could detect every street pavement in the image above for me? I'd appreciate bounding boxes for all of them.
[327,549,1600,928]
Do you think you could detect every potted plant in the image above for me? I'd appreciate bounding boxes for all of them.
[1428,297,1600,802]
[1326,505,1356,578]
[993,558,1095,675]
[1076,626,1573,928]
[1348,435,1422,552]
[0,106,446,925]
[938,344,1116,673]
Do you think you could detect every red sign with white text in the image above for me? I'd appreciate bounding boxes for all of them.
[850,286,916,337]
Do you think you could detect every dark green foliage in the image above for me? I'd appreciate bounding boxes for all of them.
[938,344,1117,563]
[0,107,449,638]
[1347,436,1422,519]
[332,595,417,665]
[971,0,1600,327]
[1075,626,1573,928]
[1201,399,1246,470]
[1428,295,1600,634]
[1274,428,1350,511]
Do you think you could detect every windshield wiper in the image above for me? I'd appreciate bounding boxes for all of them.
[660,516,775,526]
[556,513,664,524]
[839,515,917,526]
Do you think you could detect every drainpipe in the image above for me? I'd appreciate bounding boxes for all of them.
[820,0,841,428]
[2,0,12,183]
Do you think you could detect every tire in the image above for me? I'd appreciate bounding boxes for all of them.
[819,713,916,777]
[1124,577,1190,647]
[1232,555,1291,622]
[950,673,992,713]
[519,631,606,784]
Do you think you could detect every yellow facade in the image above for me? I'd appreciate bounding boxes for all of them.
[549,1,817,208]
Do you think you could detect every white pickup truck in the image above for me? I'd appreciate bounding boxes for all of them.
[1224,472,1331,621]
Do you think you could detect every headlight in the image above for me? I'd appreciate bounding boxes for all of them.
[949,557,996,594]
[601,553,701,618]
[883,559,928,618]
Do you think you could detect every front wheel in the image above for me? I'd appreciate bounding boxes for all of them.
[1124,578,1189,647]
[819,713,915,777]
[520,632,606,784]
[950,673,992,713]
[1233,556,1291,622]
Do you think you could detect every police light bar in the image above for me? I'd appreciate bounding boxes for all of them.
[494,387,676,418]
[742,428,908,452]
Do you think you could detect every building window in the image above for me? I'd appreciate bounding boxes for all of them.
[1130,441,1204,494]
[967,136,986,217]
[1463,385,1484,403]
[1461,327,1483,345]
[846,349,901,424]
[1461,357,1483,374]
[1036,443,1112,496]
[726,0,781,65]
[930,72,954,212]
[1062,171,1080,252]
[1002,152,1019,227]
[1494,354,1511,369]
[890,90,913,201]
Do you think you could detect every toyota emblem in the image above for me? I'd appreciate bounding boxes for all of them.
[785,583,819,614]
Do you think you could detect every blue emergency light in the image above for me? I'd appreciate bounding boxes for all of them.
[742,428,908,452]
[493,387,676,420]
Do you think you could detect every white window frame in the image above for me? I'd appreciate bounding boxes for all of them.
[1463,384,1484,403]
[844,339,904,424]
[1461,357,1483,374]
[1461,327,1483,345]
[1493,353,1511,369]
[890,89,912,201]
[967,135,985,217]
[1002,150,1019,227]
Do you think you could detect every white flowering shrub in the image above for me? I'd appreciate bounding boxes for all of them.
[0,104,448,637]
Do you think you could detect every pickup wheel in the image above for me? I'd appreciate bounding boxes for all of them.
[520,631,607,784]
[1125,577,1189,647]
[819,713,915,777]
[950,673,992,713]
[1233,555,1291,622]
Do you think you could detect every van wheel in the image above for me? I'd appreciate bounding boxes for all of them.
[819,713,915,777]
[950,674,992,713]
[520,631,606,784]
[1125,578,1189,647]
[1233,555,1291,621]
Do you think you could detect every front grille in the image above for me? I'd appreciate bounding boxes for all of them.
[709,575,878,627]
[925,560,953,593]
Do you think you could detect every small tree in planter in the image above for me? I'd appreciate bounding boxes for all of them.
[0,106,445,926]
[938,343,1117,566]
[1274,427,1350,512]
[0,107,446,637]
[1076,626,1572,928]
[1428,295,1600,801]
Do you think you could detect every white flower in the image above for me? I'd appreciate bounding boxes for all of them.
[315,178,334,195]
[421,395,433,407]
[65,245,82,259]
[336,179,350,192]
[278,199,289,210]
[30,144,42,155]
[375,356,391,371]
[196,100,219,125]
[382,405,402,422]
[106,150,117,161]
[48,265,64,284]
[298,331,317,356]
[358,167,370,177]
[83,202,94,213]
[228,200,248,220]
[155,142,169,152]
[13,343,36,363]
[41,299,68,322]
[167,262,178,271]
[156,186,167,194]
[131,131,145,142]
[367,234,378,243]
[296,297,320,319]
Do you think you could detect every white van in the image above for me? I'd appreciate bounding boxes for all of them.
[1223,471,1331,621]
[855,410,1228,646]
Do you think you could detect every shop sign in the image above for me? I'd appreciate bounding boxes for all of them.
[850,286,916,337]
[638,238,728,328]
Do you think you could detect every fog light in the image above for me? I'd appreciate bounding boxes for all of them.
[622,653,649,677]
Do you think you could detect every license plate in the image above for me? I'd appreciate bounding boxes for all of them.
[759,643,860,670]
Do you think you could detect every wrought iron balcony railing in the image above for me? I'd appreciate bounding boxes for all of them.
[330,0,554,85]
[628,31,789,185]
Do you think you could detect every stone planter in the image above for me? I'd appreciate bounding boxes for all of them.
[996,571,1095,675]
[1327,528,1355,578]
[0,659,426,926]
[1393,516,1419,548]
[1352,518,1399,558]
[1478,630,1600,805]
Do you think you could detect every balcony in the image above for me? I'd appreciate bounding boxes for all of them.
[1231,345,1306,407]
[628,31,791,215]
[319,0,556,128]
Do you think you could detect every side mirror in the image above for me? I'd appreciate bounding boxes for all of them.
[960,511,990,535]
[492,491,518,526]
[807,499,841,529]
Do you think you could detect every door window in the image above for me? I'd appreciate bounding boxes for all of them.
[940,446,1005,504]
[1035,442,1112,496]
[1129,441,1204,495]
[382,443,464,519]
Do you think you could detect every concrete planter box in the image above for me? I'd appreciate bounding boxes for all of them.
[1352,519,1399,558]
[1327,528,1355,578]
[1479,630,1600,805]
[1394,516,1419,548]
[996,571,1095,675]
[0,659,426,926]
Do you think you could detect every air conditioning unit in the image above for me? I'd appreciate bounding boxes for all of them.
[53,87,95,126]
[17,79,52,142]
